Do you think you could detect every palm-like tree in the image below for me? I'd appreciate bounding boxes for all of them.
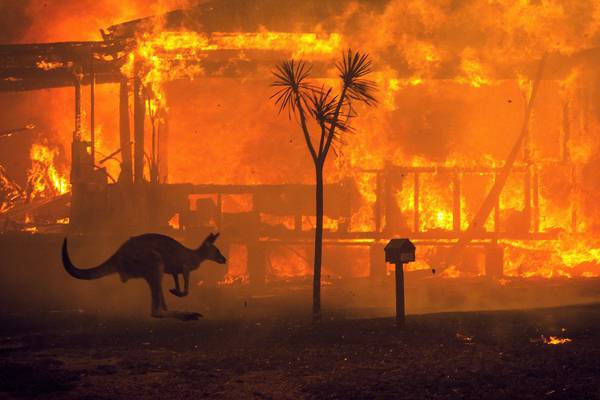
[272,50,377,319]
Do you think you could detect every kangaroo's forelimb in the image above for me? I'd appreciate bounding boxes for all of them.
[169,273,183,297]
[168,265,190,298]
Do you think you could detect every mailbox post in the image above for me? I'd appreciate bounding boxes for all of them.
[384,239,415,327]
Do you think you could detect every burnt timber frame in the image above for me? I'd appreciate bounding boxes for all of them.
[0,33,587,281]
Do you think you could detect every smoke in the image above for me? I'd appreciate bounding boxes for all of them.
[0,0,31,44]
[3,0,193,43]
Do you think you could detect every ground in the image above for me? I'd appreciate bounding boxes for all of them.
[0,303,599,399]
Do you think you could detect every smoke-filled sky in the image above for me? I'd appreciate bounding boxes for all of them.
[0,0,191,43]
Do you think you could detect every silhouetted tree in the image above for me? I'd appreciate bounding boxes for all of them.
[272,50,377,319]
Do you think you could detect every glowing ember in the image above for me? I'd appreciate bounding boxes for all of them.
[167,213,180,230]
[0,165,23,213]
[542,335,572,345]
[35,60,66,70]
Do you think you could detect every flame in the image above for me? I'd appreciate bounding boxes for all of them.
[4,2,600,281]
[543,335,572,345]
[218,244,248,285]
[0,165,23,213]
[268,246,310,281]
[439,265,461,278]
[36,60,66,70]
[502,234,600,278]
[123,30,341,110]
[455,49,491,88]
[27,144,70,200]
[167,213,180,230]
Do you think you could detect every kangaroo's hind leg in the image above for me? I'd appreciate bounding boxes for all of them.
[146,251,168,318]
[147,252,201,321]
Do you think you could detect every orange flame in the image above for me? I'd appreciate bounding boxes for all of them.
[27,144,70,200]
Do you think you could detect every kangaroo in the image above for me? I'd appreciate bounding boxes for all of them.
[62,232,226,320]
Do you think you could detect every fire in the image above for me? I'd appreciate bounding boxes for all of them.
[167,213,180,230]
[455,50,491,88]
[3,2,600,282]
[218,244,248,285]
[439,265,461,279]
[0,165,23,213]
[419,174,453,231]
[36,60,66,70]
[502,233,600,278]
[543,335,572,345]
[212,32,341,57]
[123,30,341,110]
[27,144,70,200]
[268,246,310,281]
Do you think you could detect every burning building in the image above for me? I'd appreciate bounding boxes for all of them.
[0,0,599,288]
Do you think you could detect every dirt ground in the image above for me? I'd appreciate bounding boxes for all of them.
[0,302,599,400]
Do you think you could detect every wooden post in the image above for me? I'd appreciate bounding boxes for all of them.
[413,173,420,233]
[383,165,395,233]
[494,172,500,234]
[90,51,95,167]
[524,166,531,232]
[385,239,414,328]
[74,75,82,141]
[71,74,82,184]
[375,171,382,233]
[453,171,461,233]
[395,262,405,327]
[119,78,133,183]
[133,76,145,184]
[158,108,169,183]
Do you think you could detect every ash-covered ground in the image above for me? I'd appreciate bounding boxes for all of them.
[1,303,599,399]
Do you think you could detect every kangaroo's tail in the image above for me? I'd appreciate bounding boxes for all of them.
[62,239,116,280]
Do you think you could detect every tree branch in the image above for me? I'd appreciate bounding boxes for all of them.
[317,121,326,158]
[320,86,348,163]
[296,95,318,163]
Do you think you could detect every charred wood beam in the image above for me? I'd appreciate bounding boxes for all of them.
[362,165,534,174]
[133,75,145,184]
[247,230,560,242]
[119,79,133,183]
[90,54,96,166]
[1,47,592,93]
[0,73,122,92]
[0,43,104,59]
[0,63,121,80]
[0,125,35,138]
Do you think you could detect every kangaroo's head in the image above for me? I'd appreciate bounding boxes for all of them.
[199,232,227,264]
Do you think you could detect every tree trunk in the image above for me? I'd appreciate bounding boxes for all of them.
[313,162,324,319]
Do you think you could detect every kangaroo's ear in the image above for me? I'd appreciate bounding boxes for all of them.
[203,232,219,245]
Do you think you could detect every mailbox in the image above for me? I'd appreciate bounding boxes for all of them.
[384,239,415,264]
[384,238,416,328]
